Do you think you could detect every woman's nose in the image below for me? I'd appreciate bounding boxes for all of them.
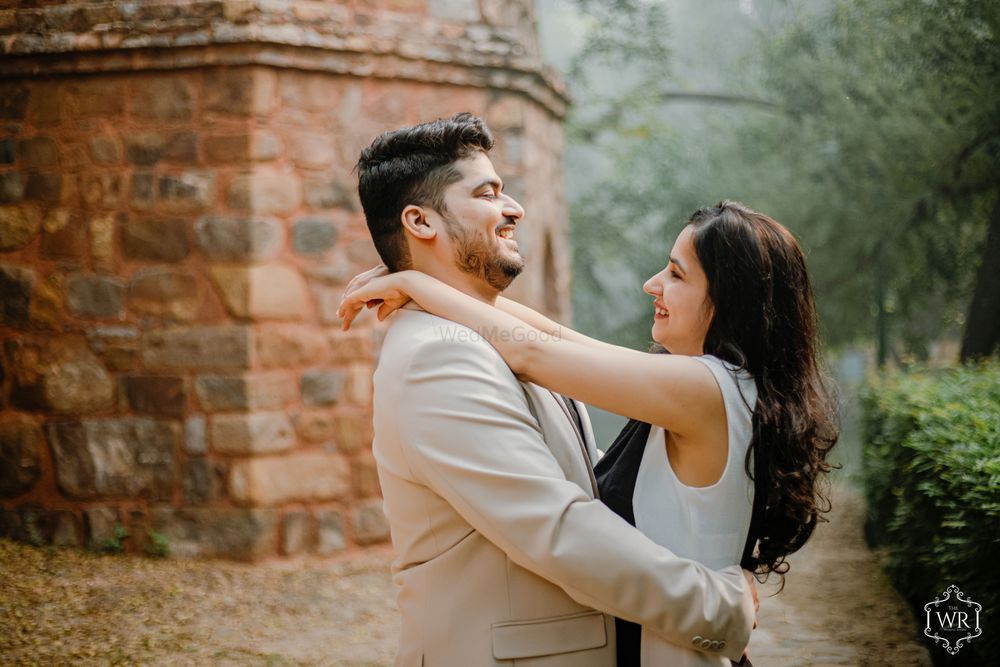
[643,274,661,296]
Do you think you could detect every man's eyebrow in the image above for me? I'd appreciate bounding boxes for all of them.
[669,255,687,273]
[472,178,503,192]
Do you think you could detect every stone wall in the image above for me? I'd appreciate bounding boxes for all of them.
[0,0,570,560]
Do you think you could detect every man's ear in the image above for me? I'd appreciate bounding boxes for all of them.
[401,205,437,240]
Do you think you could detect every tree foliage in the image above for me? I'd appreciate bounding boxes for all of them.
[567,0,1000,359]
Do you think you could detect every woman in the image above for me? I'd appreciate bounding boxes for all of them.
[339,200,839,666]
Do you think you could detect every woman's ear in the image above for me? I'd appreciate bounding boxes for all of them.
[401,205,437,240]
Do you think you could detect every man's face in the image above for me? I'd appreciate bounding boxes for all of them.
[435,152,526,292]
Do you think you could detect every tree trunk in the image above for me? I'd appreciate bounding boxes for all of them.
[960,192,1000,361]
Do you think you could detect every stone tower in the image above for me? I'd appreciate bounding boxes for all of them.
[0,0,570,560]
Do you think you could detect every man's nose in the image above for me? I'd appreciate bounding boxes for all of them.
[502,195,524,220]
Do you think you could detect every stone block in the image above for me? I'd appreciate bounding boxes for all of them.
[0,415,43,498]
[124,375,187,417]
[19,136,58,170]
[157,171,215,212]
[204,134,252,163]
[183,458,225,505]
[124,132,166,166]
[29,272,64,330]
[204,68,254,116]
[229,452,350,506]
[39,208,85,262]
[252,132,280,161]
[130,172,154,209]
[303,178,357,211]
[130,78,194,121]
[254,326,329,368]
[65,273,124,318]
[121,217,190,262]
[51,511,81,547]
[210,412,295,455]
[0,139,14,165]
[24,173,62,202]
[294,409,335,445]
[327,330,373,364]
[163,132,198,164]
[0,264,34,329]
[127,268,200,321]
[194,372,297,411]
[90,137,120,165]
[66,81,125,118]
[0,172,22,204]
[316,509,346,555]
[352,499,390,545]
[346,364,374,405]
[209,264,310,321]
[82,173,123,209]
[292,217,338,255]
[89,214,116,272]
[193,215,282,261]
[185,415,207,455]
[47,417,180,500]
[142,325,250,371]
[226,169,301,214]
[150,507,278,561]
[85,507,120,547]
[27,83,61,124]
[86,326,140,371]
[351,452,381,499]
[38,339,114,414]
[281,510,311,556]
[287,130,336,170]
[301,369,347,406]
[0,83,29,119]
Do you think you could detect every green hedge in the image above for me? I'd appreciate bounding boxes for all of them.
[862,363,1000,664]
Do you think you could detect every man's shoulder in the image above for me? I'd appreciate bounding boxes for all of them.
[379,308,507,370]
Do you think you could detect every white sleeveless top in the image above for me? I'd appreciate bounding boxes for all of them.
[634,355,757,666]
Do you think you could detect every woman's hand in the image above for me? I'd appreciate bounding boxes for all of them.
[337,267,414,330]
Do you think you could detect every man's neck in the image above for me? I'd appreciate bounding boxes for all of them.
[414,261,500,305]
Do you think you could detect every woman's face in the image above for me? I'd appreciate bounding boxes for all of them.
[643,225,714,355]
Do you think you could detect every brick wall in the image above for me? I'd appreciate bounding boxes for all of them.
[0,0,570,560]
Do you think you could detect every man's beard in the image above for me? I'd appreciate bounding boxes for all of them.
[442,212,525,292]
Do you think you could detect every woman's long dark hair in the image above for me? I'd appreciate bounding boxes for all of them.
[688,200,840,582]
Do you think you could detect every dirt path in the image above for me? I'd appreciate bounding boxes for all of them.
[1,484,929,666]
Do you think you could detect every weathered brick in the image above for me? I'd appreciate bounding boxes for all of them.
[194,372,297,412]
[142,325,250,371]
[29,272,63,330]
[210,412,295,455]
[254,325,329,368]
[127,267,200,321]
[351,451,381,499]
[185,415,207,455]
[90,137,120,165]
[121,217,190,262]
[157,171,215,211]
[327,330,373,364]
[82,173,123,208]
[183,458,225,505]
[66,81,125,118]
[301,369,347,407]
[316,509,346,555]
[204,68,254,115]
[63,143,88,172]
[193,215,282,261]
[65,273,124,318]
[129,171,154,208]
[89,213,116,271]
[26,83,61,124]
[203,134,251,163]
[303,177,358,210]
[330,412,372,455]
[352,499,389,545]
[84,507,120,548]
[292,217,338,255]
[209,264,311,321]
[281,510,311,555]
[51,511,81,547]
[40,340,115,414]
[130,78,194,121]
[226,169,300,214]
[150,507,278,561]
[0,205,41,251]
[163,132,198,163]
[123,375,187,417]
[0,263,35,328]
[229,452,350,506]
[47,418,179,499]
[0,415,43,498]
[19,136,58,170]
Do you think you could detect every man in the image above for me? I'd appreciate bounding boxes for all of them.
[346,113,756,666]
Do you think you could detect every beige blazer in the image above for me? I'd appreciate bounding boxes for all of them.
[372,308,754,666]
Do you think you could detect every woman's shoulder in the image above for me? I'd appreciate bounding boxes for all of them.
[693,354,757,411]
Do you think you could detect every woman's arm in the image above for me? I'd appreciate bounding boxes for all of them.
[495,297,611,351]
[339,271,723,437]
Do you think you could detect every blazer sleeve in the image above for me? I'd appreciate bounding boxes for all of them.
[395,334,755,661]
